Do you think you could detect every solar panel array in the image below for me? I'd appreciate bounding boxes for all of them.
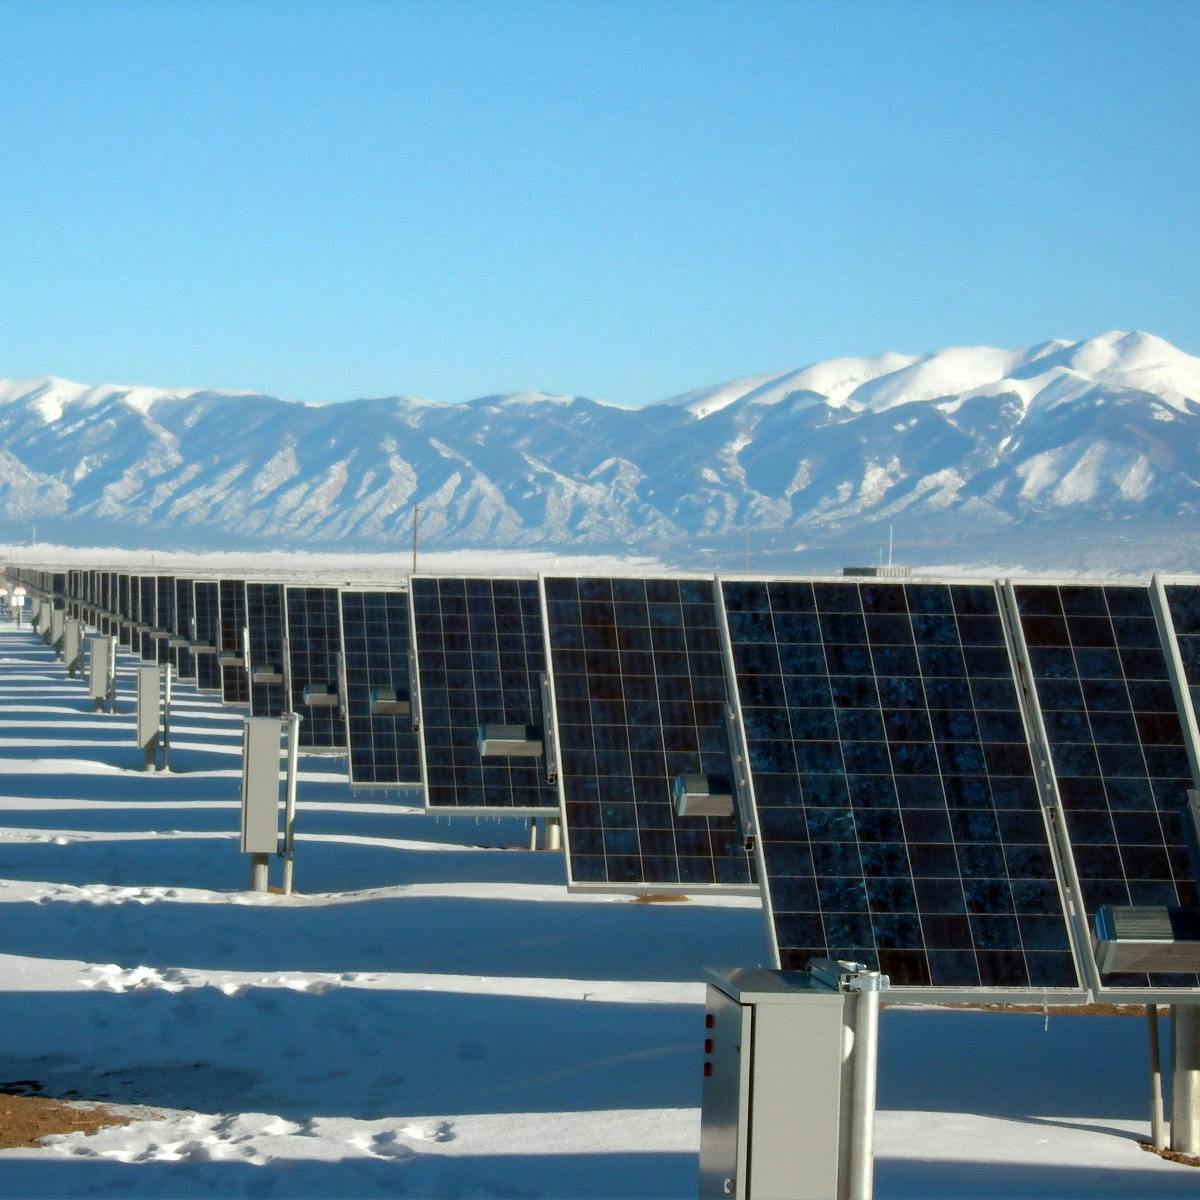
[284,586,346,752]
[21,561,1200,1001]
[246,582,287,718]
[1015,582,1199,989]
[338,589,423,786]
[411,577,558,812]
[543,576,757,891]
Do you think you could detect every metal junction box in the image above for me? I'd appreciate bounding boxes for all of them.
[478,724,543,757]
[136,664,161,767]
[699,969,851,1200]
[63,619,83,676]
[240,717,282,854]
[86,635,114,708]
[673,773,734,819]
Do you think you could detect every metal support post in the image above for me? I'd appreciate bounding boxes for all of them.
[528,817,539,850]
[249,853,270,893]
[282,712,301,895]
[845,972,884,1200]
[1172,1004,1200,1154]
[1148,1004,1167,1151]
[544,816,561,852]
[161,663,172,771]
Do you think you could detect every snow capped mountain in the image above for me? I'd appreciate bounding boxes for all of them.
[2,330,1199,570]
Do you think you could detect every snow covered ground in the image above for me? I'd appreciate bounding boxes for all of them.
[0,618,1196,1197]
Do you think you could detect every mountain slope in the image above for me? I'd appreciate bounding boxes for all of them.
[2,331,1199,569]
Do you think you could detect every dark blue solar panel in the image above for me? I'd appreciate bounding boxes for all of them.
[117,574,132,648]
[218,579,249,706]
[138,575,158,662]
[544,575,757,892]
[1018,582,1199,990]
[155,577,175,666]
[723,577,1080,992]
[173,578,195,681]
[246,582,287,718]
[284,586,346,752]
[338,589,423,786]
[411,576,558,812]
[192,581,221,692]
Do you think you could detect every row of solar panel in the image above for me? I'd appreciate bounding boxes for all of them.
[17,565,1200,1002]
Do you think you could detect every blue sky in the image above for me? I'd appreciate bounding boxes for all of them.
[1,0,1196,406]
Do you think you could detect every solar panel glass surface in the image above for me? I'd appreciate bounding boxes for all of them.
[1016,582,1200,989]
[284,586,346,751]
[722,577,1080,991]
[339,589,423,786]
[246,582,287,718]
[543,575,757,891]
[411,577,558,812]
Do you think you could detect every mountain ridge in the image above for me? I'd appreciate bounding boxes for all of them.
[2,330,1199,571]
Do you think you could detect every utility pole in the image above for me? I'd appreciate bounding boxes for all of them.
[412,503,420,575]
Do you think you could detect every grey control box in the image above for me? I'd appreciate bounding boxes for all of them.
[699,969,852,1200]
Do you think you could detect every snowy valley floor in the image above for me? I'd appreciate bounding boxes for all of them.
[0,621,1196,1197]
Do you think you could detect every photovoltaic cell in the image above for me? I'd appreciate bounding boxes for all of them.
[543,576,757,891]
[192,581,221,692]
[411,576,558,812]
[1016,582,1199,989]
[723,577,1080,992]
[246,582,287,718]
[339,589,423,786]
[218,579,249,706]
[284,586,346,752]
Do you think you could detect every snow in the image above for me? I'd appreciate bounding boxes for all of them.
[0,619,1197,1197]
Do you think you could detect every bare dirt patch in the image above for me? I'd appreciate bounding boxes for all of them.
[1139,1140,1200,1168]
[0,1091,133,1149]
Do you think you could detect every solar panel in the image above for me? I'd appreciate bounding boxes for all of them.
[172,578,195,681]
[282,585,346,752]
[218,578,249,706]
[543,575,758,893]
[192,580,221,692]
[155,576,175,666]
[137,575,158,662]
[410,576,558,813]
[721,576,1082,995]
[246,582,287,718]
[338,588,423,787]
[1013,580,1200,992]
[117,574,132,648]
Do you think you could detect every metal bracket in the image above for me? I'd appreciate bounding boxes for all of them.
[539,672,559,784]
[723,704,757,850]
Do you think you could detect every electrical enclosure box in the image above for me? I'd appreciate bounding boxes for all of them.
[136,665,160,754]
[478,724,543,757]
[240,717,281,854]
[699,969,850,1200]
[87,635,113,703]
[50,608,65,652]
[63,619,83,676]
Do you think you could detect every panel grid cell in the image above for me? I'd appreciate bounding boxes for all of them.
[545,576,757,891]
[1016,582,1199,989]
[411,577,558,812]
[339,589,423,786]
[284,586,346,752]
[724,577,1079,991]
[155,576,175,665]
[138,575,158,663]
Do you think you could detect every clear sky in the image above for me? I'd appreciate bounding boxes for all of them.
[1,0,1197,406]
